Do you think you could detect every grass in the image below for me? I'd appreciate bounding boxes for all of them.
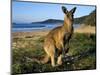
[12,33,96,75]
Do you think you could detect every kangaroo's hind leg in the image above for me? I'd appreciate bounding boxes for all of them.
[44,40,56,67]
[57,54,62,66]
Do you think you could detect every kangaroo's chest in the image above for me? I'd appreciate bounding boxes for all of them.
[55,29,73,48]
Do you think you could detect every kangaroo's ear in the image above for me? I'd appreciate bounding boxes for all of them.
[62,6,68,14]
[70,7,76,14]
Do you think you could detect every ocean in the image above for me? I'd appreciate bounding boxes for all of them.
[12,23,80,32]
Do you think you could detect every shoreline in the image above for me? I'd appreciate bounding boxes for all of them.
[12,25,96,38]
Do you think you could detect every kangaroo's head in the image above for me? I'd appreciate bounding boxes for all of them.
[62,6,76,26]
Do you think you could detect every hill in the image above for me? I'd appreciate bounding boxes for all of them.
[32,19,63,24]
[74,9,96,26]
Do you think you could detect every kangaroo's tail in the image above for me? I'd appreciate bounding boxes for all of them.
[26,54,49,64]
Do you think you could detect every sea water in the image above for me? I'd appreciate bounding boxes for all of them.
[12,23,80,32]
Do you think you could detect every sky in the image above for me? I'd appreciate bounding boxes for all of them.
[12,1,96,23]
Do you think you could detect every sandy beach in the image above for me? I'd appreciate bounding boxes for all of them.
[12,25,96,38]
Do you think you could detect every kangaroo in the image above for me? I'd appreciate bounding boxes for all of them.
[27,6,76,67]
[43,6,76,67]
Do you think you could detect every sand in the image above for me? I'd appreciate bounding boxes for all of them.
[74,25,95,34]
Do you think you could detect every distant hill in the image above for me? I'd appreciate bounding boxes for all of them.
[74,9,96,26]
[12,23,17,25]
[74,16,88,24]
[32,19,63,24]
[39,19,63,24]
[83,10,96,26]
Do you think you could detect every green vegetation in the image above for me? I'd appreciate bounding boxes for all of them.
[12,33,96,75]
[74,9,96,26]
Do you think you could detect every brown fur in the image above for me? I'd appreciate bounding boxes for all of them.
[43,6,76,67]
